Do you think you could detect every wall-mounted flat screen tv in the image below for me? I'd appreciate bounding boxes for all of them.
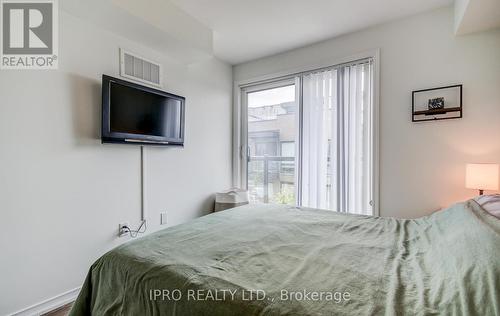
[101,75,185,146]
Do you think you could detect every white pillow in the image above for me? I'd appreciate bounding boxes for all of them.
[474,194,500,219]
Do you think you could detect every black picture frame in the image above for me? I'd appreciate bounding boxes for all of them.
[412,84,462,122]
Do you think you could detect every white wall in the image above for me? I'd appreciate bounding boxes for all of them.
[0,11,232,315]
[234,6,500,219]
[454,0,500,35]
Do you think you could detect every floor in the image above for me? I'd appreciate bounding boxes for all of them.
[42,303,73,316]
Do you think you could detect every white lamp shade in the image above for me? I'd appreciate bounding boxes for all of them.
[465,163,499,191]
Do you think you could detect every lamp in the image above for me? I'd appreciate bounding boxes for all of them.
[465,163,499,195]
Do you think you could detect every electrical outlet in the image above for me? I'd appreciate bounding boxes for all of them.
[118,222,130,237]
[160,212,167,225]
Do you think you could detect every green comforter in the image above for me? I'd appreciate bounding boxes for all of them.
[70,200,500,315]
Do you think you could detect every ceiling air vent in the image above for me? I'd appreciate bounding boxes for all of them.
[120,49,162,87]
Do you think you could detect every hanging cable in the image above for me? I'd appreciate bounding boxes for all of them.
[119,146,148,238]
[120,220,147,238]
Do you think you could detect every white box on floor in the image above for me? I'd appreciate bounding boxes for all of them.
[215,188,249,212]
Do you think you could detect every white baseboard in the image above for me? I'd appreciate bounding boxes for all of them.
[8,287,81,316]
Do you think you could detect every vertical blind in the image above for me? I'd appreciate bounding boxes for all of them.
[300,60,373,215]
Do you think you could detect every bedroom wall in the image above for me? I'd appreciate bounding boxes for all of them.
[234,6,500,219]
[0,11,232,315]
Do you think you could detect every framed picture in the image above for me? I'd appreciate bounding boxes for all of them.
[412,85,462,122]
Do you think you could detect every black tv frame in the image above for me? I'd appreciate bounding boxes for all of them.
[101,75,185,146]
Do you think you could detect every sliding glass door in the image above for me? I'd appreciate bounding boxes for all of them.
[240,58,375,215]
[243,80,298,205]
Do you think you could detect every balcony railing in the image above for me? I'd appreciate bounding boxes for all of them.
[248,156,295,203]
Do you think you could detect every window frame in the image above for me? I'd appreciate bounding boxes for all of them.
[233,50,380,216]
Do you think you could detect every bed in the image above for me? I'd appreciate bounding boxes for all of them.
[70,199,500,315]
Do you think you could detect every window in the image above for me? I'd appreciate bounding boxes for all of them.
[281,141,295,157]
[250,131,279,156]
[238,58,376,215]
[245,83,297,205]
[280,141,295,181]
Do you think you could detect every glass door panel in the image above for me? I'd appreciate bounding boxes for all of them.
[246,83,297,205]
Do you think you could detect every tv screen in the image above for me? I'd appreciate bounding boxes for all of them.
[102,75,185,146]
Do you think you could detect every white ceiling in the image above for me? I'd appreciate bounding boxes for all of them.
[61,0,214,64]
[170,0,453,64]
